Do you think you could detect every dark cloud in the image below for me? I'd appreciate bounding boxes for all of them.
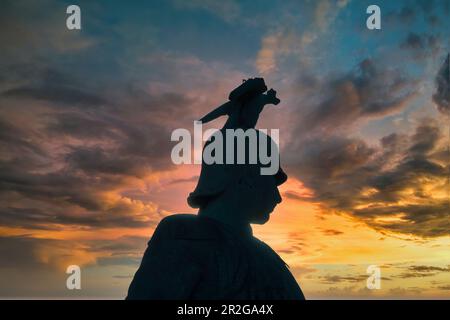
[89,235,149,267]
[47,111,119,140]
[0,236,45,269]
[444,0,450,13]
[2,84,106,107]
[283,191,311,202]
[113,275,133,279]
[97,256,141,267]
[0,205,159,230]
[319,275,365,284]
[67,145,157,178]
[0,118,47,163]
[292,59,416,136]
[355,201,449,236]
[409,122,441,155]
[0,65,189,230]
[288,118,448,237]
[0,0,247,238]
[426,15,440,26]
[0,167,118,213]
[416,0,435,14]
[290,265,317,278]
[385,7,416,25]
[397,272,436,279]
[397,7,416,23]
[397,265,450,279]
[388,287,425,296]
[168,175,199,185]
[437,285,450,290]
[400,33,441,59]
[0,1,96,76]
[0,234,147,296]
[433,54,450,115]
[0,235,86,270]
[321,229,343,236]
[286,57,444,239]
[88,236,148,257]
[319,274,391,284]
[386,0,440,26]
[408,265,450,272]
[0,20,210,231]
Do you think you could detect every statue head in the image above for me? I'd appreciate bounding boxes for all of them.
[188,129,286,225]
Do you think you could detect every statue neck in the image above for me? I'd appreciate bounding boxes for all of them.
[198,202,252,238]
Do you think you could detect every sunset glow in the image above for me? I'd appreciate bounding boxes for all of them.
[0,0,449,298]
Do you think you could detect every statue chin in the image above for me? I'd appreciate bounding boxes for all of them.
[251,212,271,225]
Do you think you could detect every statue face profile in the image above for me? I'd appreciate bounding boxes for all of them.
[201,166,283,225]
[236,172,282,224]
[189,129,287,226]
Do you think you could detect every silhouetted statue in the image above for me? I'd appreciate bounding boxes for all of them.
[127,79,304,300]
[200,78,281,129]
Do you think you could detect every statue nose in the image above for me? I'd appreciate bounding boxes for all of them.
[275,188,282,204]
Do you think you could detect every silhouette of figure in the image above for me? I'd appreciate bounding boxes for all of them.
[127,79,304,300]
[200,78,281,129]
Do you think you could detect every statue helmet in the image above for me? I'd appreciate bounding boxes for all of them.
[228,78,268,102]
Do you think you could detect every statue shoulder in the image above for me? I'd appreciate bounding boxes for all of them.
[155,214,221,241]
[252,237,289,268]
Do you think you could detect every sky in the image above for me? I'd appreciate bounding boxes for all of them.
[0,0,449,299]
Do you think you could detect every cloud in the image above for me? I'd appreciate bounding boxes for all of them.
[437,285,450,290]
[408,265,450,272]
[321,229,344,236]
[314,285,375,298]
[256,30,308,75]
[168,175,199,185]
[386,0,443,27]
[319,274,367,284]
[0,203,159,230]
[97,256,141,267]
[388,287,425,296]
[0,103,168,231]
[89,235,148,254]
[433,54,450,115]
[0,20,250,234]
[389,7,416,24]
[401,33,439,51]
[0,235,97,270]
[0,233,149,296]
[292,59,417,136]
[279,50,447,238]
[0,26,246,232]
[400,33,441,59]
[315,0,349,32]
[397,272,438,279]
[0,71,179,230]
[0,0,94,61]
[397,264,450,278]
[0,235,44,269]
[0,234,150,271]
[256,33,283,75]
[290,265,317,279]
[171,0,241,22]
[287,116,448,237]
[255,0,350,75]
[113,275,133,279]
[283,191,312,201]
[2,83,106,107]
[0,66,108,108]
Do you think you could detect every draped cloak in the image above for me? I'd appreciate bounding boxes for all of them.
[126,214,304,300]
